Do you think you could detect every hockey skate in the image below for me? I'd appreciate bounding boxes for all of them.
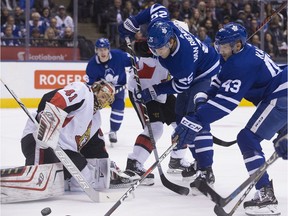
[243,181,280,216]
[109,161,140,189]
[124,158,154,186]
[167,157,191,174]
[181,161,198,181]
[109,131,117,144]
[190,167,215,196]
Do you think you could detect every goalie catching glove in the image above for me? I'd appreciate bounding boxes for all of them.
[172,115,203,149]
[35,102,67,150]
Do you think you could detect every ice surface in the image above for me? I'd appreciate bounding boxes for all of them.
[1,107,287,216]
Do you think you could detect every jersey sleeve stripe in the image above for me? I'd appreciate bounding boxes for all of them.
[150,4,167,14]
[215,94,240,105]
[207,100,232,114]
[273,81,288,93]
[194,60,220,81]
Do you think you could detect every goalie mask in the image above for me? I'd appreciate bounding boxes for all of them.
[91,80,115,110]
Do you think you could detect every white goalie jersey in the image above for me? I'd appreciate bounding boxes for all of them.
[22,82,102,152]
[128,57,169,103]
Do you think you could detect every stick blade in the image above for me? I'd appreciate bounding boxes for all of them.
[214,205,230,216]
[160,174,190,195]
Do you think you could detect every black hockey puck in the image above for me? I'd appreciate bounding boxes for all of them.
[41,207,52,216]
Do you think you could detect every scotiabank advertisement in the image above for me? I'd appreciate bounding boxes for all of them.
[1,47,79,61]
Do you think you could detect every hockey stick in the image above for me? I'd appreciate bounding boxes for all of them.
[213,136,236,147]
[194,151,279,210]
[247,1,287,41]
[125,37,189,196]
[0,78,120,203]
[104,137,179,216]
[213,151,279,216]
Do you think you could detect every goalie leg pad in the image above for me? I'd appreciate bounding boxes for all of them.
[66,158,110,191]
[1,163,64,203]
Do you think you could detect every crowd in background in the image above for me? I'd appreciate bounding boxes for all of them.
[1,0,287,60]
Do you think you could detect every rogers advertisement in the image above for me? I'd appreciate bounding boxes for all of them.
[1,47,80,61]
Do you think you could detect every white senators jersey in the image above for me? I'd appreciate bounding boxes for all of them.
[22,82,102,152]
[128,57,169,103]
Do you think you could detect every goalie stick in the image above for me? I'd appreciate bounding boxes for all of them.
[0,78,123,203]
[104,137,180,216]
[125,37,189,196]
[194,151,279,214]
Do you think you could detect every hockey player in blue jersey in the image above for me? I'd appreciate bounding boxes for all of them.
[119,3,220,184]
[172,22,287,215]
[86,38,133,144]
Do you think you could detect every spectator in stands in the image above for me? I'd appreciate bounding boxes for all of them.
[1,15,22,38]
[123,0,139,20]
[14,6,25,27]
[1,0,18,13]
[60,26,76,47]
[189,8,201,35]
[264,31,279,59]
[179,0,193,20]
[1,24,20,46]
[1,7,9,26]
[268,14,285,49]
[43,26,59,47]
[55,5,74,37]
[29,12,46,37]
[251,34,260,48]
[40,7,52,27]
[48,17,61,37]
[203,19,217,41]
[34,0,56,14]
[30,27,44,46]
[197,26,212,46]
[247,17,259,37]
[197,1,207,24]
[78,0,93,23]
[105,0,125,46]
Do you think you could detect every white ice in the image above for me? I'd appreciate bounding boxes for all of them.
[1,107,287,216]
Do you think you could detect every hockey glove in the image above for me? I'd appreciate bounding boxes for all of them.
[172,116,203,149]
[273,133,288,160]
[193,92,208,111]
[36,102,67,150]
[118,16,140,39]
[135,85,159,103]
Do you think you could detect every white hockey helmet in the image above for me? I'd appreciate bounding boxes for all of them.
[91,80,115,110]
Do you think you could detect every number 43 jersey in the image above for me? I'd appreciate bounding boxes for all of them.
[196,44,287,124]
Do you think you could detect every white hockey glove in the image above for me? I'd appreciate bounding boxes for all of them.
[36,102,67,150]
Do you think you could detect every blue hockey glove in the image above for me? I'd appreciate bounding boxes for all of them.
[273,133,288,160]
[118,16,140,39]
[172,116,203,149]
[193,92,208,111]
[134,85,158,103]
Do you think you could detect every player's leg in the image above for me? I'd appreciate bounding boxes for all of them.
[109,89,125,143]
[239,97,287,215]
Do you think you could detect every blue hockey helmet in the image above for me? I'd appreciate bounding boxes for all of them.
[95,38,110,49]
[147,21,174,54]
[215,22,247,48]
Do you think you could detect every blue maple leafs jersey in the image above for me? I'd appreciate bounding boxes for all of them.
[197,44,287,124]
[86,49,132,87]
[134,3,220,94]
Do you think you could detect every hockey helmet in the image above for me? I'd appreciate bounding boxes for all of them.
[215,22,247,52]
[91,80,115,110]
[95,38,110,49]
[147,21,174,55]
